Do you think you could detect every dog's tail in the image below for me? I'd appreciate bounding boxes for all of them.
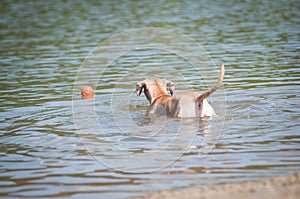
[197,63,225,102]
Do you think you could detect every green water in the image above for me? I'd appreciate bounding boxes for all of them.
[0,0,299,198]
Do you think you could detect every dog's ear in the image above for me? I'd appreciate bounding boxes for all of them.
[166,81,175,96]
[136,82,146,96]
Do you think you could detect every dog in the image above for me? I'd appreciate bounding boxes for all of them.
[136,63,224,118]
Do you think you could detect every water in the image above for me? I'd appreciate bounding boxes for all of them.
[1,0,299,198]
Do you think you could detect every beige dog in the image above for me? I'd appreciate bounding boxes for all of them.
[136,63,225,118]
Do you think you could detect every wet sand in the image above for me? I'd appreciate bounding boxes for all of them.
[137,173,300,199]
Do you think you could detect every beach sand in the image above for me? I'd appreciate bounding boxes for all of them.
[137,173,300,199]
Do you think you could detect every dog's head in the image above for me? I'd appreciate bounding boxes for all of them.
[136,78,175,102]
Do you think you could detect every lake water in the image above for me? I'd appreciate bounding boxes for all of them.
[1,0,299,198]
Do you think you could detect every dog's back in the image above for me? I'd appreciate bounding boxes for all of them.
[149,92,215,118]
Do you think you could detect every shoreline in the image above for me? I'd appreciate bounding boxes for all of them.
[136,173,300,199]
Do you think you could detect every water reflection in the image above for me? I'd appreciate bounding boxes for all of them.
[74,96,222,173]
[1,0,299,198]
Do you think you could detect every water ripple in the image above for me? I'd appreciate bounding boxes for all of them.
[1,0,299,198]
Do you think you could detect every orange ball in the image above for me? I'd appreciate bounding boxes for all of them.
[81,86,94,100]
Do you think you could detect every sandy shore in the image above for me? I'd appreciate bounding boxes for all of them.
[137,173,300,199]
